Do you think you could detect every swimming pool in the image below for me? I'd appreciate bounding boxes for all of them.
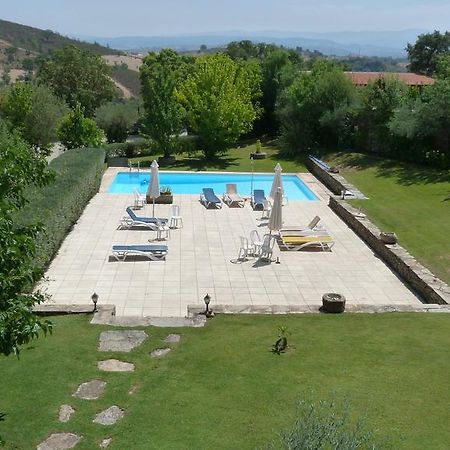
[108,172,318,201]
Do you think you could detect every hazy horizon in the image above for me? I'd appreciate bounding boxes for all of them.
[1,0,449,38]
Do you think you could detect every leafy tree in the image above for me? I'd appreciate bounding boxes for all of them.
[140,49,189,158]
[390,79,450,167]
[0,119,53,356]
[259,48,303,135]
[96,99,142,143]
[436,54,450,80]
[0,82,68,149]
[356,76,407,154]
[178,54,260,158]
[37,45,116,116]
[277,61,357,153]
[406,31,450,76]
[0,81,33,132]
[58,104,105,149]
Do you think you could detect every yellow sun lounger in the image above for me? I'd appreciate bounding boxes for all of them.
[280,234,334,251]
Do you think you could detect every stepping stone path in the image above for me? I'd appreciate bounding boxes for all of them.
[73,380,106,400]
[37,432,81,450]
[99,437,112,448]
[151,347,171,358]
[164,334,181,343]
[58,405,75,423]
[98,359,135,372]
[93,406,124,426]
[98,330,148,352]
[40,329,184,448]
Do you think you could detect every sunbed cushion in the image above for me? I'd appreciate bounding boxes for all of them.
[113,245,168,253]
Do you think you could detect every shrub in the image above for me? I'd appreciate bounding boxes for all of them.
[95,99,142,143]
[103,138,152,158]
[17,147,106,271]
[58,104,106,149]
[268,397,391,450]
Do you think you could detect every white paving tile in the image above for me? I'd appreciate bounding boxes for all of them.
[39,168,423,316]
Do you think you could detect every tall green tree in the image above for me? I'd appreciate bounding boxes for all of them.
[0,120,53,356]
[140,49,189,158]
[0,82,68,149]
[406,31,450,76]
[389,79,450,167]
[259,49,303,135]
[178,54,260,158]
[58,104,105,149]
[277,61,357,153]
[37,45,116,116]
[356,76,407,154]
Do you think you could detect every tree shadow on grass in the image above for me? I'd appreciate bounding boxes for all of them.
[161,155,240,171]
[333,152,450,187]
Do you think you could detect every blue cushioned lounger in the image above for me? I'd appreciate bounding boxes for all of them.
[200,188,222,208]
[252,189,266,210]
[112,244,168,261]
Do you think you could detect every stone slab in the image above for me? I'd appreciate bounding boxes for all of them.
[58,404,75,423]
[150,348,171,358]
[37,433,81,450]
[93,406,124,426]
[98,359,135,372]
[98,330,148,352]
[73,380,106,400]
[99,437,112,448]
[164,334,181,343]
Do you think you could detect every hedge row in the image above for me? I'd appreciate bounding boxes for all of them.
[18,147,106,271]
[104,135,199,158]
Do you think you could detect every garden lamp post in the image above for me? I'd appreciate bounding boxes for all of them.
[250,155,254,199]
[91,292,99,312]
[203,293,211,315]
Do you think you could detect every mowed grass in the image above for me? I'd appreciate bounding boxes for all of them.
[1,314,449,449]
[325,152,450,284]
[130,140,308,173]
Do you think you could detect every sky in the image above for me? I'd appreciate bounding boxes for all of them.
[1,0,449,37]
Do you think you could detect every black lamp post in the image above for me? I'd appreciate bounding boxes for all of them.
[203,293,211,315]
[91,292,99,312]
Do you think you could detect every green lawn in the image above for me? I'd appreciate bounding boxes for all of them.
[1,314,449,449]
[130,140,308,173]
[325,152,450,284]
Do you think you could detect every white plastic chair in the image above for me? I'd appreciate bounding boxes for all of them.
[133,188,146,209]
[259,234,276,261]
[238,236,253,260]
[156,218,170,240]
[261,200,272,219]
[250,229,263,256]
[170,204,183,229]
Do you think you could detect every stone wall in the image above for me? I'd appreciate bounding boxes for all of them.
[306,158,343,195]
[329,197,450,305]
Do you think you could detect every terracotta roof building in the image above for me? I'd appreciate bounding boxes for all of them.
[344,72,435,87]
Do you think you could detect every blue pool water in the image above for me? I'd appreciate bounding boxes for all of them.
[108,172,318,201]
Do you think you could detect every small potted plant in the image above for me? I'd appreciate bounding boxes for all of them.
[157,186,173,204]
[250,139,267,159]
[148,186,173,204]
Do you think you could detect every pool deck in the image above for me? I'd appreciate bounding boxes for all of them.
[39,167,422,317]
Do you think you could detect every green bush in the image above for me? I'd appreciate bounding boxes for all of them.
[58,104,106,149]
[104,138,153,158]
[268,397,391,450]
[17,147,105,271]
[175,134,198,154]
[95,99,142,143]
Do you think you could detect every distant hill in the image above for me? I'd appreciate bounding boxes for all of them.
[0,19,117,57]
[0,19,142,98]
[75,29,427,57]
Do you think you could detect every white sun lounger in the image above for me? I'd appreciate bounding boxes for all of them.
[223,184,245,207]
[280,233,334,251]
[112,244,168,261]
